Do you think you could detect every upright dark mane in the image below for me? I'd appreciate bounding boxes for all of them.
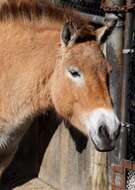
[0,0,94,32]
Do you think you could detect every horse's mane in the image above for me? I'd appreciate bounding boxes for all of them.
[0,0,94,32]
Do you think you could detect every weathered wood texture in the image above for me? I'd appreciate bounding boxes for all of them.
[39,121,108,190]
[105,0,125,188]
[2,112,108,190]
[14,178,56,190]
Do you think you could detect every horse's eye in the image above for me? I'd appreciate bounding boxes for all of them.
[69,69,81,78]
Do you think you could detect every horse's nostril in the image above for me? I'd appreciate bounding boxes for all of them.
[98,125,110,139]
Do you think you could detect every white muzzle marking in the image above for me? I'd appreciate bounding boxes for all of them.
[81,108,120,149]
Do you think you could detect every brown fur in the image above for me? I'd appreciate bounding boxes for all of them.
[0,0,94,33]
[0,0,113,179]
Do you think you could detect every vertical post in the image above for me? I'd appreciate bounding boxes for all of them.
[105,0,125,189]
[121,0,134,160]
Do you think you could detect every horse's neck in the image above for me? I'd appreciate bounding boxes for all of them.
[0,21,61,130]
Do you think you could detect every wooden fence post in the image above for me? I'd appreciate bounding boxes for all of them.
[104,0,125,189]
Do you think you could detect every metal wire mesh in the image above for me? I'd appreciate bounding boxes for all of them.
[112,160,135,190]
[126,169,135,190]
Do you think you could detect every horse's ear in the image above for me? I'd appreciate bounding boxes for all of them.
[95,18,117,44]
[61,22,77,47]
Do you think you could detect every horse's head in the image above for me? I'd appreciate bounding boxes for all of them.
[51,19,120,152]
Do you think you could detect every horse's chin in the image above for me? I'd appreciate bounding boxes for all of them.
[91,136,115,152]
[94,144,115,152]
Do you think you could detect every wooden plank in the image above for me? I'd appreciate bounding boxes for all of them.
[14,178,56,190]
[39,122,91,190]
[2,112,108,190]
[39,122,108,190]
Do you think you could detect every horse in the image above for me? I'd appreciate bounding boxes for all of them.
[0,0,120,179]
